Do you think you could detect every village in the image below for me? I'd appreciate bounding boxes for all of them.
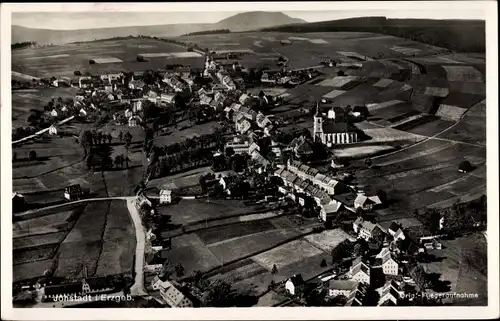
[11,31,487,308]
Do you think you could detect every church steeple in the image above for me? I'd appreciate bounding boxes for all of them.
[313,101,323,142]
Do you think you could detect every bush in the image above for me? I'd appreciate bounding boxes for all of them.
[28,150,37,161]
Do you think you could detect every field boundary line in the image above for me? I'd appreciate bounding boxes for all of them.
[93,200,112,276]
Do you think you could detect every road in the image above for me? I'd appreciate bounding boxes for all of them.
[126,197,148,297]
[12,116,75,145]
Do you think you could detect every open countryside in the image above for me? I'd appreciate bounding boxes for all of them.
[11,9,489,309]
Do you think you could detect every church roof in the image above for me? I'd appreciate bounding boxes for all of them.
[322,121,357,134]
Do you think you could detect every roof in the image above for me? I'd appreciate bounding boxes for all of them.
[65,184,83,194]
[160,189,172,195]
[361,221,381,233]
[44,282,82,296]
[351,260,370,276]
[289,274,305,285]
[322,121,357,134]
[158,280,192,307]
[389,222,401,232]
[85,277,113,290]
[322,201,343,214]
[328,280,359,291]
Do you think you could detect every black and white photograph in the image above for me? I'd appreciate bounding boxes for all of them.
[1,1,498,319]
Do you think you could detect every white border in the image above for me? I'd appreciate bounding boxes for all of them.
[1,2,498,320]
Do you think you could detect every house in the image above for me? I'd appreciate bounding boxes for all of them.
[199,94,213,106]
[79,108,88,117]
[345,283,368,306]
[357,220,385,242]
[378,280,403,306]
[136,194,152,208]
[154,280,193,308]
[375,248,399,276]
[50,109,58,117]
[256,112,273,129]
[219,175,236,190]
[287,135,314,160]
[124,109,133,118]
[132,99,143,112]
[222,75,236,90]
[144,253,164,274]
[239,93,251,105]
[348,257,371,285]
[128,115,142,127]
[388,222,406,242]
[81,277,114,295]
[327,280,359,298]
[48,125,58,136]
[128,79,145,90]
[353,217,364,234]
[12,192,27,212]
[354,192,382,211]
[319,200,344,222]
[160,93,176,104]
[285,274,305,296]
[225,141,251,155]
[159,189,172,205]
[64,184,83,201]
[144,89,159,103]
[236,117,252,134]
[78,76,92,88]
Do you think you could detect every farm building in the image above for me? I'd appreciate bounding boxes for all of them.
[64,184,83,201]
[160,93,176,104]
[12,192,27,213]
[353,218,385,241]
[79,108,88,117]
[88,57,123,64]
[128,115,142,127]
[159,189,172,205]
[458,160,474,173]
[285,274,305,296]
[79,76,92,88]
[354,193,383,211]
[129,79,145,90]
[124,109,133,118]
[48,125,58,136]
[319,201,344,222]
[50,109,58,117]
[152,279,193,308]
[327,280,361,298]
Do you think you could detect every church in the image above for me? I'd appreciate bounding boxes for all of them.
[313,103,359,147]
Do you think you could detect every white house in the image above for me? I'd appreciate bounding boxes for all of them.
[357,220,385,241]
[50,109,58,117]
[388,222,406,242]
[128,115,142,127]
[285,274,304,296]
[375,248,399,275]
[354,193,382,211]
[124,109,133,118]
[79,108,88,117]
[327,280,360,298]
[159,189,172,205]
[348,258,371,285]
[153,279,193,308]
[132,99,143,112]
[48,125,58,136]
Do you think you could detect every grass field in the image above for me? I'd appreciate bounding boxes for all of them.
[12,38,204,78]
[437,99,486,146]
[13,200,135,283]
[157,199,264,226]
[421,233,487,305]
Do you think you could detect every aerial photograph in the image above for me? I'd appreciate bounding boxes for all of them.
[9,5,488,309]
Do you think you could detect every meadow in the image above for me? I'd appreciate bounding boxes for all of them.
[13,200,135,283]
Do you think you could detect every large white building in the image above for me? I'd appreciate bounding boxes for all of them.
[313,103,358,147]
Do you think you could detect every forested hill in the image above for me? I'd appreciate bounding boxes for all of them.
[261,17,485,53]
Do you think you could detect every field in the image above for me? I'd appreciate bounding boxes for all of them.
[157,198,266,226]
[12,38,204,78]
[13,200,135,283]
[421,233,487,305]
[356,137,486,220]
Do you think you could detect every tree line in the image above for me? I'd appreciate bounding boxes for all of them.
[181,29,231,37]
[12,41,37,49]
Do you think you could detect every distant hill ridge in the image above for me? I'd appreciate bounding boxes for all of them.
[11,11,306,45]
[261,16,486,53]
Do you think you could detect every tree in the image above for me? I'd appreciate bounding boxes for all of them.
[124,132,133,147]
[28,150,37,161]
[458,160,473,172]
[161,261,176,279]
[364,157,372,168]
[337,70,345,76]
[320,258,327,268]
[107,134,112,144]
[202,280,232,307]
[271,264,278,274]
[74,70,81,76]
[174,263,185,277]
[13,152,18,162]
[225,147,235,158]
[118,131,123,142]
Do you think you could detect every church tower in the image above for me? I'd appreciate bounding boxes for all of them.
[313,102,323,142]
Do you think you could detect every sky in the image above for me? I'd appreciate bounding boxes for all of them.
[12,9,487,30]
